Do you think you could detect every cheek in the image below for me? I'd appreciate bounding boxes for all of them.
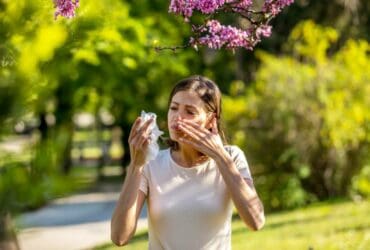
[167,111,173,122]
[192,117,205,126]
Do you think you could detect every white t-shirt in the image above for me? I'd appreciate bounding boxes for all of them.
[139,145,253,250]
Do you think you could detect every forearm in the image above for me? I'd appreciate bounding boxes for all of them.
[215,153,265,231]
[111,165,143,245]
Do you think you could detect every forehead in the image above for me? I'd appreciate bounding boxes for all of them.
[171,90,205,109]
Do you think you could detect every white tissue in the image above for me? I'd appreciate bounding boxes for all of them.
[140,110,164,162]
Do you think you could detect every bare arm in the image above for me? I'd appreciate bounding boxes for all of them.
[110,116,153,246]
[110,166,146,246]
[215,153,265,231]
[176,118,265,231]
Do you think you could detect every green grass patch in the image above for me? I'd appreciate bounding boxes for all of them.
[94,199,370,250]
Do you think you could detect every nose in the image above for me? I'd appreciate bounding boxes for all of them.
[174,114,184,122]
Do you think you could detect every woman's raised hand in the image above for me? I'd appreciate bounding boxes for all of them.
[177,117,226,161]
[128,117,154,169]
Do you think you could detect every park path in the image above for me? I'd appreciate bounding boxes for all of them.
[16,182,148,250]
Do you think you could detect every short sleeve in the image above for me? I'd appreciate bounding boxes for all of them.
[225,145,253,181]
[139,163,150,196]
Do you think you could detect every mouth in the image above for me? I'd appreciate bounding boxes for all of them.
[170,124,181,131]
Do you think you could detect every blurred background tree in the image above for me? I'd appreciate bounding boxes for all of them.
[224,20,370,210]
[0,0,198,248]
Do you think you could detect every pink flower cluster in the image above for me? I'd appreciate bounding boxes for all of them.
[262,0,294,16]
[169,0,294,50]
[169,0,253,18]
[54,0,79,19]
[195,20,252,49]
[193,20,272,49]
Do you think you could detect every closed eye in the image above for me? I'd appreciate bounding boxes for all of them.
[169,106,197,115]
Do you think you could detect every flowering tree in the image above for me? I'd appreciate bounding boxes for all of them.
[168,0,294,50]
[54,0,294,49]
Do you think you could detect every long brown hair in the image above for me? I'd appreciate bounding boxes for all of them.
[166,75,228,150]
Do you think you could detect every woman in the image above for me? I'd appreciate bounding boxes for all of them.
[111,75,265,249]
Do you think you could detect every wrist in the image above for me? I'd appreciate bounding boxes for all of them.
[214,148,233,166]
[127,163,144,175]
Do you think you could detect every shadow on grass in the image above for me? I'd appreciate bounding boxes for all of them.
[334,224,370,233]
[129,231,149,243]
[94,231,148,250]
[232,213,331,234]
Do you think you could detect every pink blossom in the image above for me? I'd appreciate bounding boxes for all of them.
[168,0,294,50]
[262,0,294,16]
[196,0,224,14]
[195,20,254,49]
[169,0,197,18]
[256,25,272,38]
[54,0,79,19]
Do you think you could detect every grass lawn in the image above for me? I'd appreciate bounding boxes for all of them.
[95,199,370,250]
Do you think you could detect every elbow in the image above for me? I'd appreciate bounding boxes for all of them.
[111,225,133,246]
[251,214,265,231]
[111,234,129,247]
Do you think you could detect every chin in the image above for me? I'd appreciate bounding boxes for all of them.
[169,130,182,142]
[169,133,179,142]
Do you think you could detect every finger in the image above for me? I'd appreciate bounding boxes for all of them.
[131,128,148,146]
[178,121,207,138]
[143,119,155,137]
[137,118,154,136]
[178,122,202,141]
[129,117,142,141]
[130,134,141,148]
[180,119,202,130]
[137,135,149,149]
[142,137,151,148]
[178,136,200,149]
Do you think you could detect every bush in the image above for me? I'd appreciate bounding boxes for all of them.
[224,20,370,210]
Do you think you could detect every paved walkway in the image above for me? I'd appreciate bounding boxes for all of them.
[16,182,148,250]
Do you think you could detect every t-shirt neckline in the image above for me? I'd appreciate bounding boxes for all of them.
[168,148,211,171]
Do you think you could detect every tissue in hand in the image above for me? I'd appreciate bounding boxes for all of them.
[140,110,164,162]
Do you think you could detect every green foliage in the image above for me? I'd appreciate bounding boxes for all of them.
[351,165,370,197]
[0,0,202,215]
[0,140,93,213]
[94,200,370,250]
[224,20,370,210]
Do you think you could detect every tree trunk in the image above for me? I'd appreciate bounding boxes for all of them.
[339,143,367,195]
[119,123,131,177]
[38,112,48,141]
[54,83,74,175]
[0,212,20,250]
[59,123,74,175]
[235,48,245,82]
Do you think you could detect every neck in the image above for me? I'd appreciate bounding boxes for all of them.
[171,144,208,168]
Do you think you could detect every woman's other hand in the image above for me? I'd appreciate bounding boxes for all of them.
[177,117,227,161]
[128,117,154,169]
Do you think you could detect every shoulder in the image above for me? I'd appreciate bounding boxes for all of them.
[223,144,249,167]
[144,148,170,170]
[224,145,252,179]
[155,148,170,162]
[223,145,245,157]
[142,148,171,179]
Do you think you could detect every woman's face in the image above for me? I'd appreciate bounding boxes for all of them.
[167,90,212,141]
